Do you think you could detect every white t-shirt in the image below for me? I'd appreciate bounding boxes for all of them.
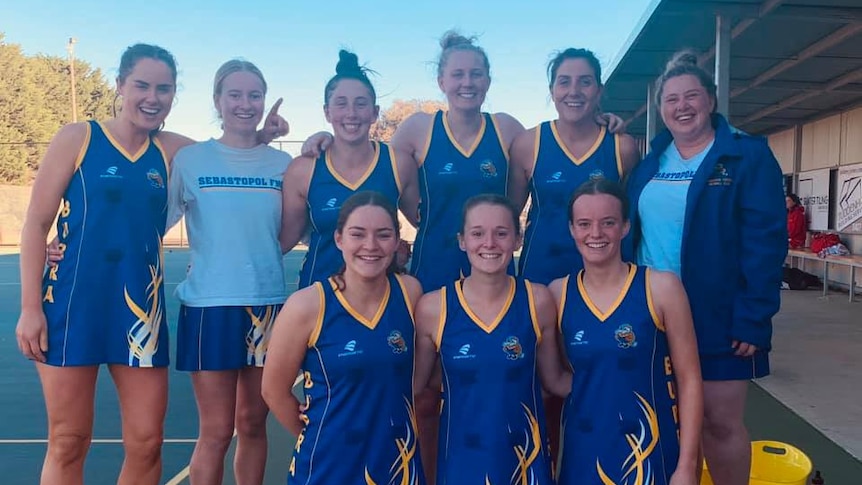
[168,139,292,306]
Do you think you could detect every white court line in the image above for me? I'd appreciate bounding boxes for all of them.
[0,438,197,444]
[164,373,304,485]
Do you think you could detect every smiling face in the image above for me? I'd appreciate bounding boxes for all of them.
[325,78,379,145]
[215,70,265,137]
[438,50,490,112]
[551,57,602,125]
[116,57,176,132]
[569,193,629,267]
[659,74,716,142]
[458,202,521,276]
[335,204,398,280]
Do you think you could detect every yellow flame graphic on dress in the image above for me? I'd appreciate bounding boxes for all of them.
[510,403,542,485]
[245,306,276,365]
[124,240,164,367]
[365,397,419,485]
[596,392,659,485]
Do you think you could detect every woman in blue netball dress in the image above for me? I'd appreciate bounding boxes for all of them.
[262,191,425,485]
[508,48,642,465]
[550,179,702,485]
[16,44,185,485]
[413,194,570,485]
[280,50,418,288]
[510,47,641,285]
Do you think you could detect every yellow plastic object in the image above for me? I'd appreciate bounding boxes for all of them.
[700,441,813,485]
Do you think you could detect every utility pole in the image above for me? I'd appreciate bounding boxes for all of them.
[67,37,77,122]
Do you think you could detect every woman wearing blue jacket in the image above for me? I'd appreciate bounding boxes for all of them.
[623,50,787,485]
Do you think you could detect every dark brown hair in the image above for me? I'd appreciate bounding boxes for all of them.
[324,50,377,107]
[331,191,402,291]
[113,43,178,134]
[460,193,522,237]
[547,47,602,90]
[568,178,630,224]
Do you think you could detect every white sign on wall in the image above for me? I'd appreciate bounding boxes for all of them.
[797,169,830,231]
[837,163,862,231]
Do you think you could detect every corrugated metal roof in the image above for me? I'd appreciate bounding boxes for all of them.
[603,0,862,136]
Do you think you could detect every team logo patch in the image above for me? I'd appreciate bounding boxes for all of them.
[502,336,524,360]
[146,169,164,188]
[707,163,733,186]
[387,330,407,354]
[614,324,637,349]
[479,160,498,178]
[589,169,606,180]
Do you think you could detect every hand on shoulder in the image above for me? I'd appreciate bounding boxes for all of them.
[155,131,195,162]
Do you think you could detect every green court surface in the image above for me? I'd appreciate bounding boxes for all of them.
[1,249,860,484]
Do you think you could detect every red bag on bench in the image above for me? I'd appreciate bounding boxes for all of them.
[810,233,841,254]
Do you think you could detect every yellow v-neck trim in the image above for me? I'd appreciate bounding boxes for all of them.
[455,277,515,334]
[325,141,380,190]
[330,277,390,330]
[97,121,151,162]
[442,111,486,158]
[550,122,605,166]
[577,264,637,322]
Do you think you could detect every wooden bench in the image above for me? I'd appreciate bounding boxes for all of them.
[787,248,862,302]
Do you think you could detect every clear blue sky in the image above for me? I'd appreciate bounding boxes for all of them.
[3,0,653,154]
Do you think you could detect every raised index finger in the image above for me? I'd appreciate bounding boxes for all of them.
[267,97,284,119]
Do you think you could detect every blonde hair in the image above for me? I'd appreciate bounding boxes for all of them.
[436,30,490,78]
[213,59,267,97]
[654,49,716,108]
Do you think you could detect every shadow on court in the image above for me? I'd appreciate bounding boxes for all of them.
[1,250,860,484]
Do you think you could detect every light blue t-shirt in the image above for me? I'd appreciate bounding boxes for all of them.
[167,139,292,306]
[637,140,714,276]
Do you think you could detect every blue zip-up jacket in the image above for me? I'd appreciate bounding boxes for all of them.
[623,114,787,355]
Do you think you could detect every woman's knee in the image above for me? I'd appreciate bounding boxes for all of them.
[702,409,746,441]
[235,405,268,439]
[47,431,92,465]
[197,417,236,452]
[124,432,163,464]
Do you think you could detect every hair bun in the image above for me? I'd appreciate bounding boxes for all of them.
[335,50,361,76]
[440,30,474,50]
[666,50,699,72]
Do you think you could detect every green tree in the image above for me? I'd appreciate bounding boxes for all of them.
[0,33,115,184]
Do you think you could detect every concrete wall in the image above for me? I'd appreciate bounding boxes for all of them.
[0,184,184,246]
[0,185,38,245]
[0,185,414,247]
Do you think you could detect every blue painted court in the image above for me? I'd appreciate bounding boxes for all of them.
[0,249,302,485]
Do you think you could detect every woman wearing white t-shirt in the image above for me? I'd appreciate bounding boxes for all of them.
[167,59,291,485]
